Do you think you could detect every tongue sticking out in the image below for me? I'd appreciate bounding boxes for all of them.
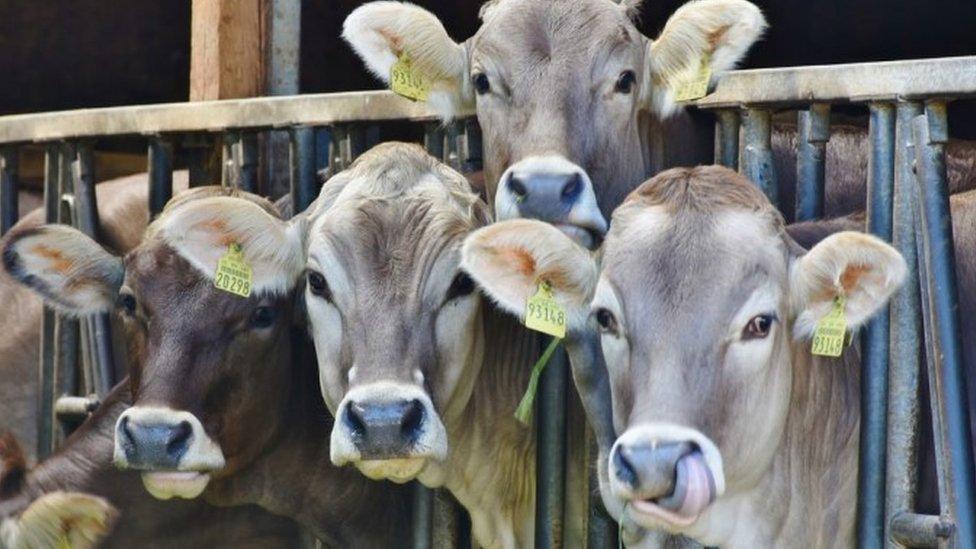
[632,450,716,525]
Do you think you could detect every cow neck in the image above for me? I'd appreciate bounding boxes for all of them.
[204,331,411,547]
[439,303,538,546]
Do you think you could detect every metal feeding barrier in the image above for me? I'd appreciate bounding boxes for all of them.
[0,55,972,548]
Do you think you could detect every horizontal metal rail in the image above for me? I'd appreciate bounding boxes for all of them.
[0,91,473,144]
[696,56,976,108]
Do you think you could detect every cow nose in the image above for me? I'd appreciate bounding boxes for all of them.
[117,415,192,470]
[612,441,694,499]
[505,170,583,220]
[344,399,426,458]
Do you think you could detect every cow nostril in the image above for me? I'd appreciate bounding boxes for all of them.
[507,175,528,199]
[119,416,134,445]
[561,173,582,201]
[166,421,192,458]
[344,402,367,438]
[400,399,425,442]
[613,447,639,488]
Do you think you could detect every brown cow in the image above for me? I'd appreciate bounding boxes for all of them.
[462,166,916,546]
[1,186,411,546]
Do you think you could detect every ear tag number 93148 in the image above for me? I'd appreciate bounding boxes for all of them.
[390,53,430,102]
[811,294,848,358]
[214,243,252,298]
[525,279,566,339]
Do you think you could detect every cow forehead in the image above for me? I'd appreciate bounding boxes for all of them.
[474,0,639,65]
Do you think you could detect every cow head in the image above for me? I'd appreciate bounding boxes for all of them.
[344,0,766,248]
[2,188,305,500]
[301,142,490,483]
[461,166,906,543]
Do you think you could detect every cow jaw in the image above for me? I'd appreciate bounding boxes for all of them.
[141,471,211,500]
[357,458,428,483]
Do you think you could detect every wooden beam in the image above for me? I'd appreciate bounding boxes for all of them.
[190,0,267,101]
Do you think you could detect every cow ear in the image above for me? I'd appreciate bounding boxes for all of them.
[155,197,307,297]
[645,0,766,116]
[461,219,597,331]
[343,1,471,121]
[1,492,117,549]
[790,231,907,339]
[2,226,123,316]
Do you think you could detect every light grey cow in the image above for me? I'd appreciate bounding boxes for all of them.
[343,0,766,247]
[462,166,909,547]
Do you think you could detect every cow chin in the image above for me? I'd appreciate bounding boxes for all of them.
[141,471,211,500]
[608,424,726,533]
[356,458,428,483]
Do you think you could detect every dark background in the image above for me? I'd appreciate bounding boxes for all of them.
[0,0,973,114]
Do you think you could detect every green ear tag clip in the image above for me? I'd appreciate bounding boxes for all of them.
[515,280,568,425]
[674,52,712,102]
[811,294,848,357]
[390,53,431,102]
[214,243,252,298]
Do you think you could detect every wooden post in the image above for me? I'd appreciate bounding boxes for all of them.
[190,0,267,101]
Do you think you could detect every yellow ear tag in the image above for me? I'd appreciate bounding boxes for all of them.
[811,295,848,357]
[673,53,712,102]
[390,53,430,102]
[525,280,567,339]
[214,243,252,298]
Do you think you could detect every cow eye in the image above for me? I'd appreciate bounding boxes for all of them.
[445,272,476,302]
[743,314,776,340]
[306,270,332,302]
[118,292,137,316]
[614,70,637,94]
[250,306,278,329]
[593,307,618,334]
[472,72,491,95]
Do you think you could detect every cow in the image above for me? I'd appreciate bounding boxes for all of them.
[460,166,925,546]
[342,0,768,248]
[1,186,412,547]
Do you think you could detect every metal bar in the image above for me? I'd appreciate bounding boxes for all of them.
[713,109,740,170]
[411,481,433,549]
[696,55,976,108]
[53,142,80,442]
[423,124,446,162]
[329,125,367,173]
[289,127,317,214]
[0,147,18,234]
[795,103,830,221]
[890,512,954,547]
[185,134,217,187]
[461,119,483,174]
[857,102,894,549]
[222,132,239,188]
[71,143,116,396]
[148,136,173,217]
[237,132,260,193]
[536,343,568,548]
[37,145,60,459]
[740,108,778,206]
[912,102,976,547]
[885,101,924,549]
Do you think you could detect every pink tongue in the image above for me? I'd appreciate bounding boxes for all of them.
[675,451,714,518]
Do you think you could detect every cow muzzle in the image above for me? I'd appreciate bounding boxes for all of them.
[113,407,225,500]
[495,155,607,249]
[330,382,448,483]
[608,424,725,530]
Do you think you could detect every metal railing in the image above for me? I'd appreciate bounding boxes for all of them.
[0,54,973,548]
[698,55,976,548]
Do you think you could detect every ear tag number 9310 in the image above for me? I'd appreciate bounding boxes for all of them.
[390,53,430,102]
[811,294,848,358]
[214,243,252,298]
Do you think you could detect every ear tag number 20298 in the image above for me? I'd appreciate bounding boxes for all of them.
[811,294,848,358]
[214,243,252,298]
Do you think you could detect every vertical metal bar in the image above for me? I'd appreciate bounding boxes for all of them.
[289,127,317,214]
[536,344,568,548]
[0,147,18,234]
[461,119,483,174]
[37,145,60,459]
[411,481,433,549]
[185,134,217,187]
[328,125,367,173]
[858,102,895,549]
[795,103,830,222]
[148,136,173,217]
[714,109,740,170]
[54,142,80,442]
[740,108,778,206]
[314,127,332,174]
[237,132,260,193]
[222,132,239,188]
[885,101,924,549]
[71,143,116,396]
[424,124,446,162]
[912,102,976,548]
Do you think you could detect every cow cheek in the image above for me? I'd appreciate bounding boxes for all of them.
[431,298,482,419]
[307,301,346,413]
